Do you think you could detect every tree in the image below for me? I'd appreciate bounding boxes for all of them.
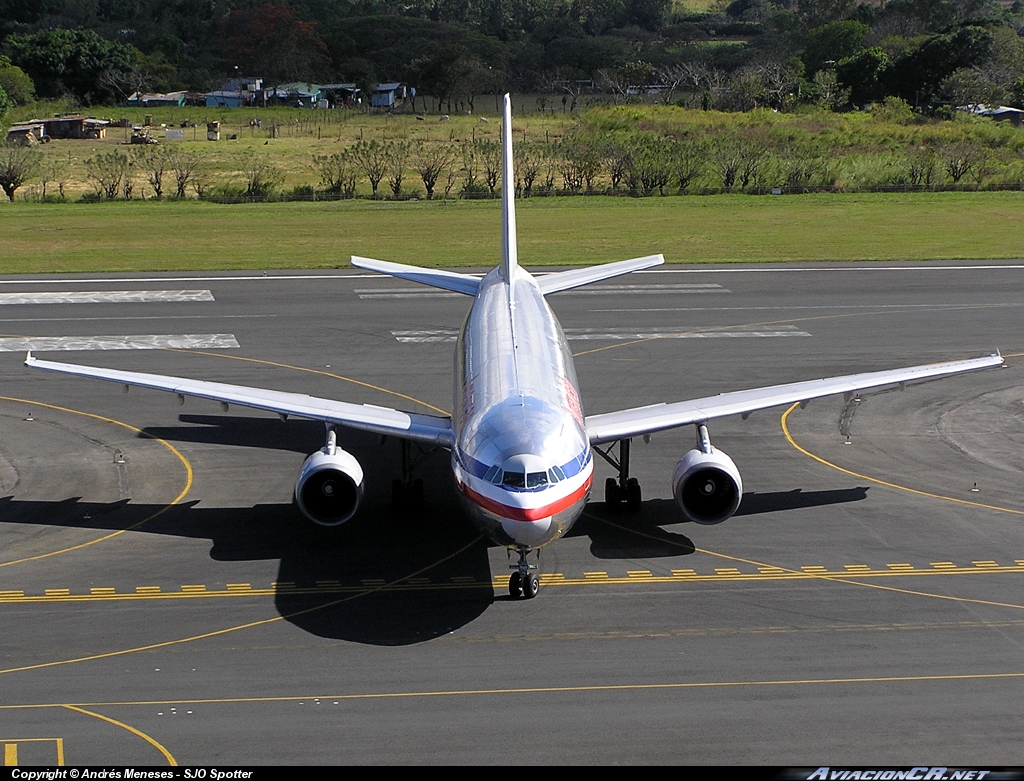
[6,28,137,103]
[0,142,40,201]
[886,26,994,106]
[938,141,984,184]
[801,20,869,76]
[86,151,131,199]
[240,150,284,198]
[313,151,357,197]
[386,141,410,196]
[219,4,329,87]
[412,141,458,200]
[808,69,851,110]
[349,140,388,197]
[139,148,169,199]
[836,47,891,106]
[0,85,9,124]
[407,47,478,113]
[0,58,35,106]
[167,149,205,199]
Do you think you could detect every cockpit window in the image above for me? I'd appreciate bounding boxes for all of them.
[483,465,503,485]
[502,471,525,488]
[548,465,566,483]
[527,471,549,488]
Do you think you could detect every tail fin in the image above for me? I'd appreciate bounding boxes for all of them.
[500,94,518,283]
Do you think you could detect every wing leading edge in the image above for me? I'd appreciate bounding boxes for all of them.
[585,352,1004,445]
[25,353,453,446]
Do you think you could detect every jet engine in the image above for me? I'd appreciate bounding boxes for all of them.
[672,446,743,525]
[294,443,364,526]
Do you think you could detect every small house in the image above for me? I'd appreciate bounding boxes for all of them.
[128,91,187,107]
[320,83,360,108]
[274,82,323,107]
[371,82,408,108]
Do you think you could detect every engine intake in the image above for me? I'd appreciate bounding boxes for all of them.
[672,447,743,525]
[295,447,364,526]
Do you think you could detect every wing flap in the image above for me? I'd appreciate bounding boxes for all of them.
[351,256,480,296]
[585,352,1004,444]
[537,254,665,295]
[26,354,453,446]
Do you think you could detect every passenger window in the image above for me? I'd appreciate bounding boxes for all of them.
[527,471,548,488]
[503,471,525,488]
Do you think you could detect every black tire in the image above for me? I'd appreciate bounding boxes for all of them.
[508,571,523,598]
[605,477,621,506]
[626,477,642,511]
[523,572,540,599]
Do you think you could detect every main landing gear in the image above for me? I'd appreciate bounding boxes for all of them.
[508,547,539,599]
[595,437,642,511]
[390,439,434,513]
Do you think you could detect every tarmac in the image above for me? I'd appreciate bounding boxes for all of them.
[0,261,1022,764]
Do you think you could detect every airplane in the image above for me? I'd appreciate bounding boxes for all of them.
[25,95,1004,600]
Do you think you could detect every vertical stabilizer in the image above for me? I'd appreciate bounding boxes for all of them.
[500,94,518,283]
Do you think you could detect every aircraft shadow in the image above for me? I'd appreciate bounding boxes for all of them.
[0,422,494,647]
[566,487,869,559]
[142,415,325,454]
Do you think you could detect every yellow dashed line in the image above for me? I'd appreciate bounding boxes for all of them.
[5,560,1024,605]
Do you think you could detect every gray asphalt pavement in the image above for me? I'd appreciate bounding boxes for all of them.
[1,262,1023,764]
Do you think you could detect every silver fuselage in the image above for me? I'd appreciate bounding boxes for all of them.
[451,267,593,550]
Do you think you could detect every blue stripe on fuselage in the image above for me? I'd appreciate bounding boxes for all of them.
[457,449,591,492]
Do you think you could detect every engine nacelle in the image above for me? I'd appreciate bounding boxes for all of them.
[294,447,364,526]
[672,447,743,525]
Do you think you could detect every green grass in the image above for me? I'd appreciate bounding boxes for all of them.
[1,191,1022,273]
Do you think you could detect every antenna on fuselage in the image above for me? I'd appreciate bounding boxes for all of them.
[500,94,518,285]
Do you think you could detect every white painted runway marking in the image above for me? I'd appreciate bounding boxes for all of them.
[589,303,1024,313]
[359,283,728,299]
[0,290,215,305]
[0,334,240,352]
[0,314,274,324]
[392,325,810,343]
[0,264,1020,286]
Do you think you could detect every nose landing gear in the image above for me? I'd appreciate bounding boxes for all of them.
[508,547,539,599]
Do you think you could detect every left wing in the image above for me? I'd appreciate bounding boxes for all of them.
[25,353,453,446]
[585,352,1003,445]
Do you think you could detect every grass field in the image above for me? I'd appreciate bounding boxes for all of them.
[1,191,1022,273]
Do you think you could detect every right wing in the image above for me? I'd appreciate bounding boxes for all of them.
[25,353,453,447]
[585,352,1004,444]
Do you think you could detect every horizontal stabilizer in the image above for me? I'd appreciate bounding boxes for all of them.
[536,254,664,295]
[352,256,480,296]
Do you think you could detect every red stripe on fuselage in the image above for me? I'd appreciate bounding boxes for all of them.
[458,474,592,522]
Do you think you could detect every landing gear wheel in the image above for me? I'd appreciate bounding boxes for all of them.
[605,477,621,506]
[508,571,523,598]
[626,477,642,511]
[522,572,540,599]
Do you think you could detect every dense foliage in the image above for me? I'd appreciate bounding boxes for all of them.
[1,1,1023,112]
